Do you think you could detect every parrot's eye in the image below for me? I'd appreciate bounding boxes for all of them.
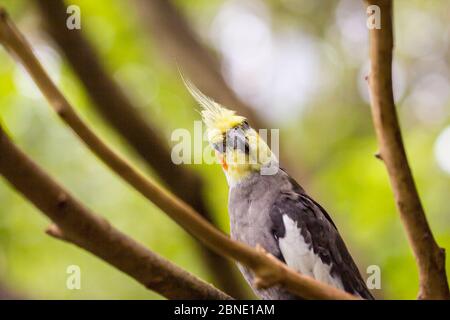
[225,128,250,155]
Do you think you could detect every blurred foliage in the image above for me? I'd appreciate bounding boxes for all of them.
[0,0,449,299]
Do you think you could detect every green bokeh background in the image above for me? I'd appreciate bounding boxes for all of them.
[0,0,449,299]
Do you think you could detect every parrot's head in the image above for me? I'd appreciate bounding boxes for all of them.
[184,79,278,186]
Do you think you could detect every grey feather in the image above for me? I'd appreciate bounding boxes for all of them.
[228,169,374,300]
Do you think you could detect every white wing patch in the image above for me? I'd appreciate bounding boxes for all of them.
[278,215,345,290]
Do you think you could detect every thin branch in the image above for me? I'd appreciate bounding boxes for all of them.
[132,0,308,181]
[0,126,230,300]
[0,8,357,300]
[365,0,449,299]
[33,0,247,299]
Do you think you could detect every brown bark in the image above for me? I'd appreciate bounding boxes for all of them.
[0,8,356,300]
[33,0,247,299]
[365,0,449,299]
[0,125,230,300]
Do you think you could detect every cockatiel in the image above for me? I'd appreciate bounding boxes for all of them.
[185,80,374,300]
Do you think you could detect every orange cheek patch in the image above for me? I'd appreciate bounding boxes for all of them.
[221,158,228,171]
[215,151,228,171]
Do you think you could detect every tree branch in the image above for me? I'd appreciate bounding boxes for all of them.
[0,125,230,300]
[33,0,247,299]
[365,0,449,299]
[0,8,356,300]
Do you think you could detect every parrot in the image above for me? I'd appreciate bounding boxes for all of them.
[184,79,374,300]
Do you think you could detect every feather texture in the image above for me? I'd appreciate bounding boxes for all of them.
[182,76,245,136]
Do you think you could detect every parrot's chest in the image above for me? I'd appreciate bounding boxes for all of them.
[227,176,298,299]
[228,173,295,261]
[228,182,279,255]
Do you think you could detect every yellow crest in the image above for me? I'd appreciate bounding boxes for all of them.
[182,77,245,140]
